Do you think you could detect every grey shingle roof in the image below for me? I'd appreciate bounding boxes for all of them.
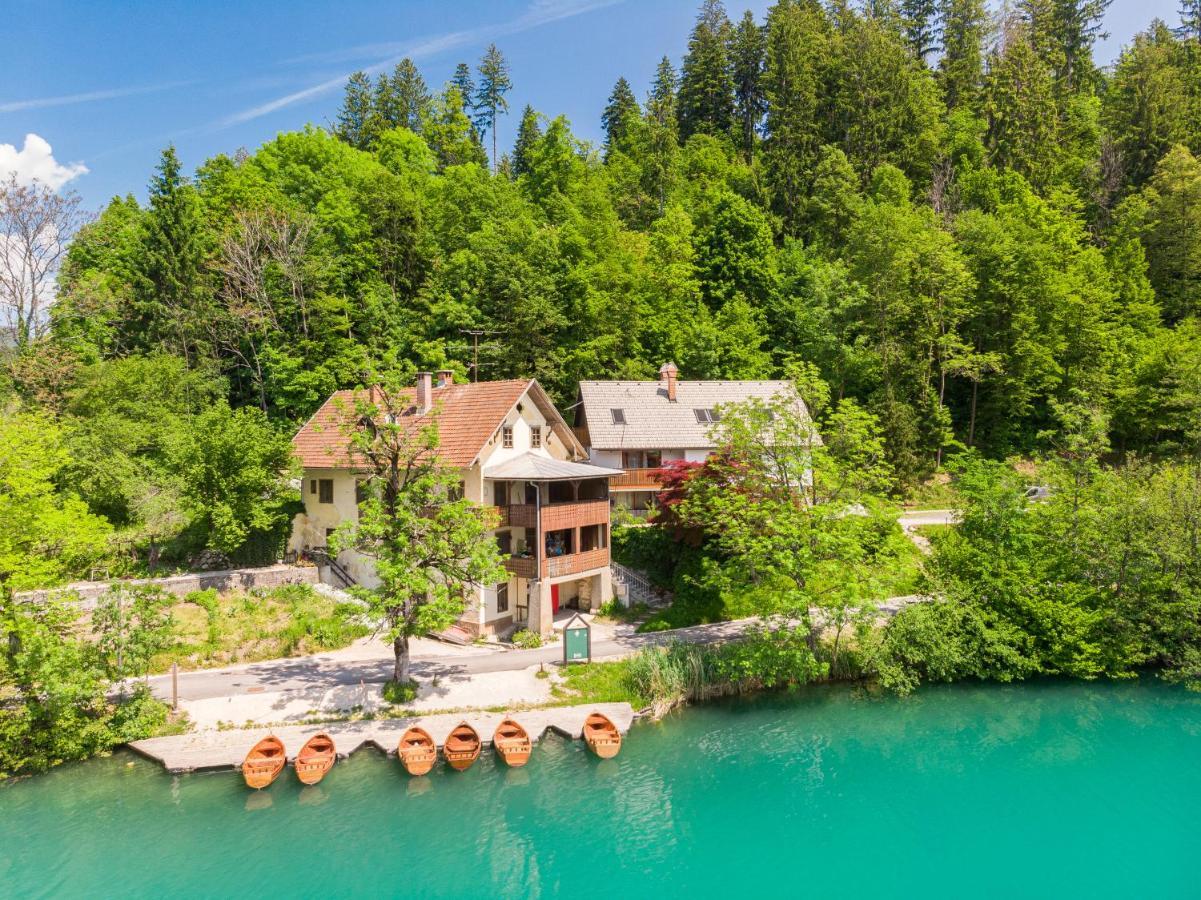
[578,379,810,451]
[484,453,623,481]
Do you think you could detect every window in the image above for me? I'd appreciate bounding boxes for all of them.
[309,479,317,495]
[502,425,514,448]
[324,528,335,543]
[496,531,513,555]
[693,408,721,424]
[355,479,369,506]
[496,583,509,614]
[531,426,542,448]
[318,479,334,503]
[646,450,662,468]
[493,480,509,507]
[610,408,626,425]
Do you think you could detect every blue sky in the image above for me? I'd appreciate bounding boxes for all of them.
[0,0,1182,209]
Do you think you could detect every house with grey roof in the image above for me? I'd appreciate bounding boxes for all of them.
[573,363,812,514]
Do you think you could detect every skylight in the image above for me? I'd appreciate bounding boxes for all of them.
[693,408,721,424]
[611,408,627,425]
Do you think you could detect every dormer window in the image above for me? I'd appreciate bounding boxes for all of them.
[531,426,542,448]
[502,426,514,448]
[611,409,626,425]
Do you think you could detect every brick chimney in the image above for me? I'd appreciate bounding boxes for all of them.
[435,369,454,388]
[659,362,679,402]
[415,371,433,413]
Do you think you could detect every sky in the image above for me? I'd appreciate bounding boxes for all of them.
[0,0,1184,210]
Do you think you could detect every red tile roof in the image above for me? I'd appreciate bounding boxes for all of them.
[292,379,533,470]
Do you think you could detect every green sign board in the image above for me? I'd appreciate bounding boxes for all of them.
[563,614,591,664]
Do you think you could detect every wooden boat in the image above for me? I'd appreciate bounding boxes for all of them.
[443,722,482,772]
[583,712,622,759]
[398,726,437,776]
[242,735,286,789]
[493,718,532,768]
[294,732,336,786]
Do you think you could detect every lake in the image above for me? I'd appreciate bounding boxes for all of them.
[3,680,1200,899]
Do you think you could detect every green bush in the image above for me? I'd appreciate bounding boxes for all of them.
[511,628,543,649]
[382,679,419,705]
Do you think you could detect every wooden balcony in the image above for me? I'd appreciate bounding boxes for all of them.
[504,556,537,578]
[543,547,610,579]
[498,500,608,531]
[610,468,663,491]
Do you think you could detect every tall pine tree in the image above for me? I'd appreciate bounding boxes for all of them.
[985,24,1060,187]
[902,0,942,61]
[601,77,639,154]
[474,43,513,172]
[134,147,207,362]
[938,0,989,111]
[335,71,375,148]
[763,0,829,231]
[678,0,736,140]
[389,59,430,132]
[730,10,767,160]
[512,105,542,177]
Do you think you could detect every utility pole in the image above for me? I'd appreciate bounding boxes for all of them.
[458,328,500,382]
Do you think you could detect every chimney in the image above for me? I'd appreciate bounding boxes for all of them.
[415,371,433,413]
[659,362,679,402]
[436,369,454,388]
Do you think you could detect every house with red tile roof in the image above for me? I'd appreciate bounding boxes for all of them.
[289,371,620,638]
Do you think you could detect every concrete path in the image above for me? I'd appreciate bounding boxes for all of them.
[130,702,636,773]
[145,617,759,705]
[898,509,957,528]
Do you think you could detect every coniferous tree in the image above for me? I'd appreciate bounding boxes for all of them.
[985,25,1059,187]
[474,43,513,172]
[451,62,475,109]
[133,147,207,362]
[335,71,375,148]
[1179,0,1201,39]
[938,0,989,111]
[678,0,736,140]
[902,0,942,61]
[1022,0,1112,96]
[763,0,830,231]
[601,77,639,153]
[645,57,682,215]
[730,10,767,160]
[389,59,430,132]
[512,105,542,177]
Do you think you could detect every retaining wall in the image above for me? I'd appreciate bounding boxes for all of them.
[17,564,320,610]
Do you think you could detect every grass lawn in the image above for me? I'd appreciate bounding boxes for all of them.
[552,658,647,708]
[146,584,370,673]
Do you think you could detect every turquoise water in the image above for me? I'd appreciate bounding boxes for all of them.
[3,680,1201,899]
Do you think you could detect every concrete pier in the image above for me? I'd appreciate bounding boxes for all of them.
[129,702,637,774]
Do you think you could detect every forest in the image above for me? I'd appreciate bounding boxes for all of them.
[3,0,1201,578]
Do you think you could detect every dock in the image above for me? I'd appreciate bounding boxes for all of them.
[129,702,637,773]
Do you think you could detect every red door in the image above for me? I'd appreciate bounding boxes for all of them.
[551,584,560,614]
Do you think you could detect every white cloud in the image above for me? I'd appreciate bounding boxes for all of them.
[0,134,88,190]
[221,0,625,127]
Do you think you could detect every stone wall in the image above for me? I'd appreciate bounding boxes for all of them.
[16,563,320,610]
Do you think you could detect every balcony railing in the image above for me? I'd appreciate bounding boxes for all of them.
[610,468,663,491]
[543,547,610,579]
[504,556,537,578]
[495,500,608,531]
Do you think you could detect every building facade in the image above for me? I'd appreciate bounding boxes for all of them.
[290,372,619,638]
[574,363,812,515]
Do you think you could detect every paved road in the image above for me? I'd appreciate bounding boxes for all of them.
[898,509,957,528]
[146,617,760,703]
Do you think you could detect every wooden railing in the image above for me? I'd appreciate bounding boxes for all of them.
[610,468,663,491]
[504,556,537,578]
[543,547,610,579]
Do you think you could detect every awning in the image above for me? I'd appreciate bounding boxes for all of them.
[483,452,623,481]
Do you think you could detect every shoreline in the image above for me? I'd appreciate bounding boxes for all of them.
[128,702,637,774]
